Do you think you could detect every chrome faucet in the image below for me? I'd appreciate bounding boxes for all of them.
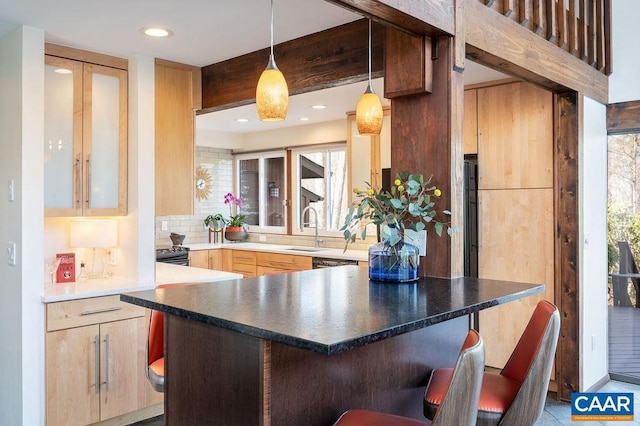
[301,205,321,248]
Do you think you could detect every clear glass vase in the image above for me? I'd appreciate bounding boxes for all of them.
[368,240,420,282]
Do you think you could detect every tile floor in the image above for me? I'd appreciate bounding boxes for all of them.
[131,380,640,425]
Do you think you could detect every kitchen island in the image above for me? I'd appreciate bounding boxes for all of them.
[121,266,543,424]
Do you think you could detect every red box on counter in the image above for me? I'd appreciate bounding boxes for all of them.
[56,253,75,283]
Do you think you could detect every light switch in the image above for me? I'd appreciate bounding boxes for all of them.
[7,179,14,202]
[7,242,16,266]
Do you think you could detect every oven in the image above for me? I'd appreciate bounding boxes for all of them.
[312,257,359,269]
[156,246,190,266]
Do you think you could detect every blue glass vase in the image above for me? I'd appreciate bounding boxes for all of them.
[368,240,420,282]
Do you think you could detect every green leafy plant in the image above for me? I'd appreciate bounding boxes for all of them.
[203,192,248,230]
[340,172,452,250]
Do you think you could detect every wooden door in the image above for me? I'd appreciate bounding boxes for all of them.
[100,317,147,420]
[478,188,555,367]
[46,325,100,426]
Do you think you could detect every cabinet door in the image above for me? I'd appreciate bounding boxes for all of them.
[44,55,84,216]
[100,317,147,420]
[477,82,553,190]
[46,325,101,426]
[190,250,209,269]
[209,250,223,270]
[155,61,195,216]
[83,64,128,216]
[478,188,554,368]
[463,89,478,155]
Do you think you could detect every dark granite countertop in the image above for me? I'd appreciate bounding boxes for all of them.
[121,266,543,355]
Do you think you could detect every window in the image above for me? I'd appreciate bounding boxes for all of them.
[291,144,348,236]
[236,151,286,232]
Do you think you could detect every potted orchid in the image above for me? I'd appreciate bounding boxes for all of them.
[222,192,248,241]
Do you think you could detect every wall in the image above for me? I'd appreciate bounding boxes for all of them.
[609,0,640,103]
[0,25,45,425]
[580,97,609,389]
[239,119,345,151]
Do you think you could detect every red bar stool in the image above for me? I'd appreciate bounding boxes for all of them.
[334,329,485,426]
[146,282,204,392]
[424,300,560,426]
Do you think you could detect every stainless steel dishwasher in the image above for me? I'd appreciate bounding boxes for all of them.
[312,257,359,269]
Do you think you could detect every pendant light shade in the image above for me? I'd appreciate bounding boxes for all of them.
[256,0,288,121]
[356,19,383,136]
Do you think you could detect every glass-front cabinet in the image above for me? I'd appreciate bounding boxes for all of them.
[44,55,127,216]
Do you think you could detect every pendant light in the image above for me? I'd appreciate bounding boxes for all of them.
[256,0,289,121]
[356,19,383,136]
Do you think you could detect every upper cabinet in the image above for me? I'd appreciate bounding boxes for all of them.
[155,59,201,216]
[44,54,128,217]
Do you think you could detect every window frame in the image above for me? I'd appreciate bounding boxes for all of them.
[290,143,348,239]
[234,150,287,234]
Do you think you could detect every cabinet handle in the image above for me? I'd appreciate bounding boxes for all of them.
[80,306,122,316]
[104,334,110,391]
[268,259,295,265]
[94,335,100,394]
[74,154,82,209]
[85,155,91,207]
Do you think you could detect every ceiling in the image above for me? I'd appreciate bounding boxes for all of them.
[0,0,507,134]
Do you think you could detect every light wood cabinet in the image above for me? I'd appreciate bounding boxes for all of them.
[227,250,257,277]
[347,108,391,201]
[190,250,209,268]
[463,89,478,155]
[256,252,312,274]
[44,54,127,216]
[477,81,553,189]
[190,249,223,270]
[474,81,555,369]
[155,59,201,216]
[45,296,156,426]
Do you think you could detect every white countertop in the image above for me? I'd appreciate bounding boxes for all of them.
[42,262,242,303]
[185,242,369,262]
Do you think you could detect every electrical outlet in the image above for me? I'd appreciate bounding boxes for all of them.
[161,221,168,231]
[404,229,427,256]
[108,250,117,265]
[259,235,267,242]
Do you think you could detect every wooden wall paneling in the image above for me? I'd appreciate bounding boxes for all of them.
[579,0,588,60]
[388,36,463,278]
[463,89,478,155]
[200,19,383,113]
[478,188,555,367]
[384,27,432,97]
[477,82,553,190]
[607,100,640,134]
[463,0,608,105]
[155,61,195,216]
[554,91,580,401]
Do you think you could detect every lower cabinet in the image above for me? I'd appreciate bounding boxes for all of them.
[256,252,312,274]
[189,249,223,270]
[45,295,161,426]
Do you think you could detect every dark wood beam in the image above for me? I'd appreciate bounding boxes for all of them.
[200,19,383,113]
[323,0,454,36]
[554,91,580,402]
[463,0,608,105]
[607,101,640,134]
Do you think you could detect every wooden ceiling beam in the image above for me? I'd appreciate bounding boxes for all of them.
[200,19,384,113]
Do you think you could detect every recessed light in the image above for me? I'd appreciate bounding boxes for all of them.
[236,118,249,123]
[299,117,309,121]
[54,68,73,75]
[311,104,326,110]
[141,27,173,38]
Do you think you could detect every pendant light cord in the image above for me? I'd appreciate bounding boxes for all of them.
[270,0,275,59]
[368,19,372,87]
